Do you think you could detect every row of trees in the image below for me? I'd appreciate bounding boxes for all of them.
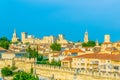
[37,56,61,66]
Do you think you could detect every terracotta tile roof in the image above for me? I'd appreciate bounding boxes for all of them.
[62,57,73,61]
[51,54,59,57]
[38,48,45,50]
[105,47,118,51]
[116,44,120,47]
[105,47,112,51]
[75,53,120,61]
[103,42,112,44]
[64,49,84,55]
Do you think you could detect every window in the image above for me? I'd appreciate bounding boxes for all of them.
[114,66,119,70]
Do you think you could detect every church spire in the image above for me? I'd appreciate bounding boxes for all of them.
[13,28,17,38]
[14,28,16,34]
[12,28,19,42]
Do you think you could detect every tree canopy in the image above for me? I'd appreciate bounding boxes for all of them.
[50,43,61,51]
[82,41,96,47]
[0,37,11,49]
[13,71,39,80]
[1,67,13,77]
[26,46,38,58]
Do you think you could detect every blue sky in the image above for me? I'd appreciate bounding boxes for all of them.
[0,0,120,42]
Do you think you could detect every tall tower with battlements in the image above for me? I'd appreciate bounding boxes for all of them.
[104,34,110,43]
[21,32,27,43]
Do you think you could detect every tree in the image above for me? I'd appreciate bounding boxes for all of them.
[50,43,61,51]
[50,59,61,66]
[12,41,19,44]
[1,67,13,77]
[37,54,43,61]
[13,71,39,80]
[0,37,11,49]
[25,42,30,45]
[26,47,38,58]
[0,37,8,41]
[82,41,96,47]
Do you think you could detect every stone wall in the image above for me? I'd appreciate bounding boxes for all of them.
[34,64,120,80]
[0,59,13,68]
[0,58,35,72]
[0,58,120,80]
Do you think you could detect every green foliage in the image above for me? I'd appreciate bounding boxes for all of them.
[0,37,11,49]
[82,41,96,47]
[37,55,61,66]
[26,46,38,58]
[0,37,8,41]
[37,60,48,64]
[50,43,61,51]
[25,42,30,45]
[37,55,48,64]
[37,54,43,61]
[50,59,61,66]
[13,71,39,80]
[99,43,102,46]
[1,67,13,77]
[11,66,18,71]
[30,68,33,74]
[12,41,19,44]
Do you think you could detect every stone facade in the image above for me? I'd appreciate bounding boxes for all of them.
[12,29,19,42]
[84,31,89,43]
[21,32,68,45]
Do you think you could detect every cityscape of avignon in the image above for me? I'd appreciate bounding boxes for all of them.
[0,0,120,80]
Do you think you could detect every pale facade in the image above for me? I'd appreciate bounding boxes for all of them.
[21,32,55,44]
[2,53,15,59]
[57,34,68,44]
[84,31,89,43]
[104,34,110,42]
[62,53,120,73]
[21,32,69,45]
[12,29,19,42]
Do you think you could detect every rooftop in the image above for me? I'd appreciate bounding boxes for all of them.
[75,53,120,61]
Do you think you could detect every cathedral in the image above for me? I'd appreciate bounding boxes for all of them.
[11,29,19,42]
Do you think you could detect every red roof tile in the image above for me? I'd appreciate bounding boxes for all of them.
[75,53,120,61]
[62,57,73,61]
[64,49,84,55]
[103,42,112,44]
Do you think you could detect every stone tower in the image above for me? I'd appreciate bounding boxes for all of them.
[104,35,110,42]
[12,29,19,42]
[21,32,27,43]
[58,34,64,40]
[84,31,89,43]
[96,40,99,46]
